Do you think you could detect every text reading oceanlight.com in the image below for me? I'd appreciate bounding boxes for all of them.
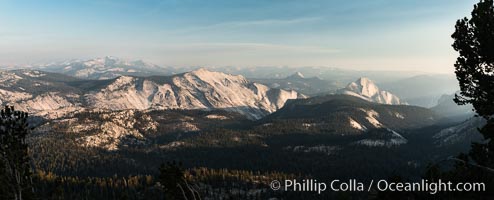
[269,179,485,194]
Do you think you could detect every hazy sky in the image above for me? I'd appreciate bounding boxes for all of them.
[0,0,478,73]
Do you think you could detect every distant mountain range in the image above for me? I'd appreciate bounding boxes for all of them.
[0,63,466,122]
[3,60,477,179]
[0,68,304,120]
[1,56,453,83]
[0,57,476,151]
[1,56,484,198]
[1,57,461,109]
[380,75,459,107]
[34,56,170,80]
[252,72,340,95]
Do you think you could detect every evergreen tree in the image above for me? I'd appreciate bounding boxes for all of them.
[159,161,199,200]
[452,0,494,170]
[423,1,494,198]
[0,106,34,200]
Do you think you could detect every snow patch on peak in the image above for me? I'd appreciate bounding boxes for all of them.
[349,117,367,131]
[186,68,248,86]
[359,108,383,128]
[0,89,32,104]
[353,77,379,97]
[354,128,408,147]
[393,112,405,119]
[76,110,158,151]
[205,114,229,120]
[22,70,46,77]
[104,76,137,92]
[0,71,23,87]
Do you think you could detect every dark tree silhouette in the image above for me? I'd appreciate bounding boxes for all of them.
[420,1,494,199]
[452,0,494,168]
[159,161,199,200]
[0,106,34,200]
[422,1,494,198]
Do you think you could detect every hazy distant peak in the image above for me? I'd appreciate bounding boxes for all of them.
[189,67,213,74]
[105,55,118,60]
[347,77,380,97]
[356,77,373,84]
[188,68,242,78]
[338,77,403,105]
[85,56,117,65]
[33,56,167,80]
[294,72,305,78]
[354,77,376,89]
[287,72,305,79]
